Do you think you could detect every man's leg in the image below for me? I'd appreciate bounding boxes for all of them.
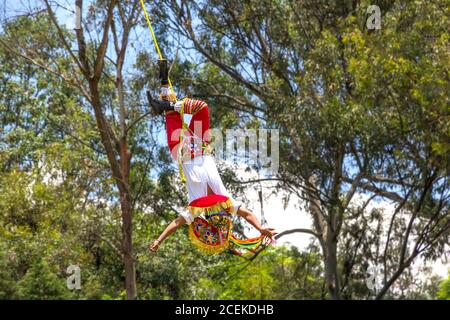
[185,99,210,143]
[163,99,209,160]
[165,110,183,159]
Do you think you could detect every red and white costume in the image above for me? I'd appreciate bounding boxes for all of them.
[164,98,241,223]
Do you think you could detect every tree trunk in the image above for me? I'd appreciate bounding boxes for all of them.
[324,231,342,300]
[119,136,135,300]
[120,190,136,300]
[89,80,136,299]
[306,175,342,299]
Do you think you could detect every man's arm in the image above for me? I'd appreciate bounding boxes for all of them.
[149,216,187,252]
[236,206,277,238]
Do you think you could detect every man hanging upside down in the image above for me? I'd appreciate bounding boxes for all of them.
[148,60,276,254]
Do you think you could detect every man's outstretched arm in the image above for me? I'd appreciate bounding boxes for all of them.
[236,206,277,238]
[149,216,187,253]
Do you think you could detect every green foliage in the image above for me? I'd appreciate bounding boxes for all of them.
[207,246,324,300]
[15,259,72,300]
[437,275,450,300]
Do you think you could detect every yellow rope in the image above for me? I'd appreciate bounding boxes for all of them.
[140,0,186,183]
[139,0,173,90]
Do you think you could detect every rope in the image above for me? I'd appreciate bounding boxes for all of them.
[139,0,173,90]
[140,0,187,183]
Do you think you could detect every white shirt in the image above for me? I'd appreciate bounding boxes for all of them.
[180,155,241,224]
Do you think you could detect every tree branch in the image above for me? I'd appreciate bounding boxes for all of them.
[275,228,321,240]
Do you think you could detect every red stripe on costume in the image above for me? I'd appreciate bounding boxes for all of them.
[183,99,207,115]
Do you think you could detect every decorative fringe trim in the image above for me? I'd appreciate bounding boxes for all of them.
[229,234,265,246]
[188,223,229,254]
[228,235,275,256]
[229,234,265,252]
[187,198,234,218]
[188,224,274,256]
[185,195,274,256]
